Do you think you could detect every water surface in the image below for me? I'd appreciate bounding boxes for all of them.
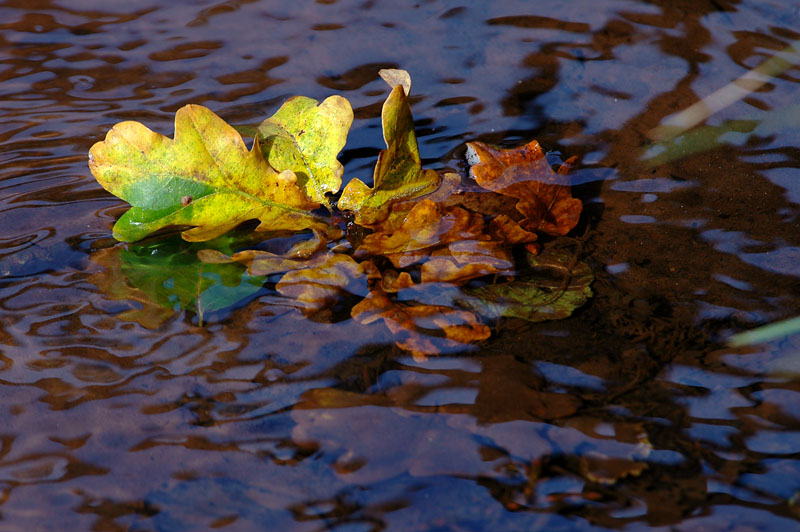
[2,0,800,530]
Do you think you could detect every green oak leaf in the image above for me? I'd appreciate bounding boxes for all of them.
[458,248,593,322]
[338,70,441,226]
[89,104,332,242]
[256,95,353,208]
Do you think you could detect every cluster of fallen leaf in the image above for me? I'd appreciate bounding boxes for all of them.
[89,70,592,357]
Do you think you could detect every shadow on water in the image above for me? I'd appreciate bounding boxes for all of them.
[1,0,800,530]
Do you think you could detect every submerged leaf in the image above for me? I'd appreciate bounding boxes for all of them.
[256,95,353,207]
[199,229,329,276]
[488,214,538,246]
[352,286,490,358]
[89,104,332,242]
[276,253,366,313]
[459,248,592,322]
[420,241,514,284]
[90,235,265,327]
[90,248,175,329]
[339,71,441,225]
[466,139,582,236]
[380,269,415,293]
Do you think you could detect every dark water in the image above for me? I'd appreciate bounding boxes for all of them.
[2,1,800,530]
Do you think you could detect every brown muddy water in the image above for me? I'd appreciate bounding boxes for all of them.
[2,1,800,530]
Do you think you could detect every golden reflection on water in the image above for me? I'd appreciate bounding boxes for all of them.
[1,0,800,530]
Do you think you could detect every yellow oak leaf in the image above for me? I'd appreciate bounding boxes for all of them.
[256,95,353,208]
[89,104,333,242]
[338,71,441,226]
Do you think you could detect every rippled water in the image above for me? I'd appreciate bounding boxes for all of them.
[2,1,800,530]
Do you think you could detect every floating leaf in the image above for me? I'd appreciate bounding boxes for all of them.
[459,248,592,322]
[338,71,441,225]
[87,69,593,341]
[466,139,581,236]
[256,95,353,207]
[352,286,490,358]
[90,235,266,327]
[89,104,332,242]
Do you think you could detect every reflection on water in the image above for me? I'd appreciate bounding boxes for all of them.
[2,0,800,530]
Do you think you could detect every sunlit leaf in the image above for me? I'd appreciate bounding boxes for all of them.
[466,139,582,236]
[459,248,592,322]
[355,199,486,258]
[338,71,441,225]
[89,104,333,242]
[256,95,353,207]
[87,68,594,338]
[90,235,266,327]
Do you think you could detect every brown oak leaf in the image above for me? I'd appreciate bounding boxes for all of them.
[355,199,486,259]
[465,139,581,236]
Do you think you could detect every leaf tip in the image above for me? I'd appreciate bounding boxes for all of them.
[379,68,411,96]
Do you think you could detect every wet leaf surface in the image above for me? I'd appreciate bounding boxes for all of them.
[85,70,593,356]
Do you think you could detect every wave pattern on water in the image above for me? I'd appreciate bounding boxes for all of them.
[1,0,800,530]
